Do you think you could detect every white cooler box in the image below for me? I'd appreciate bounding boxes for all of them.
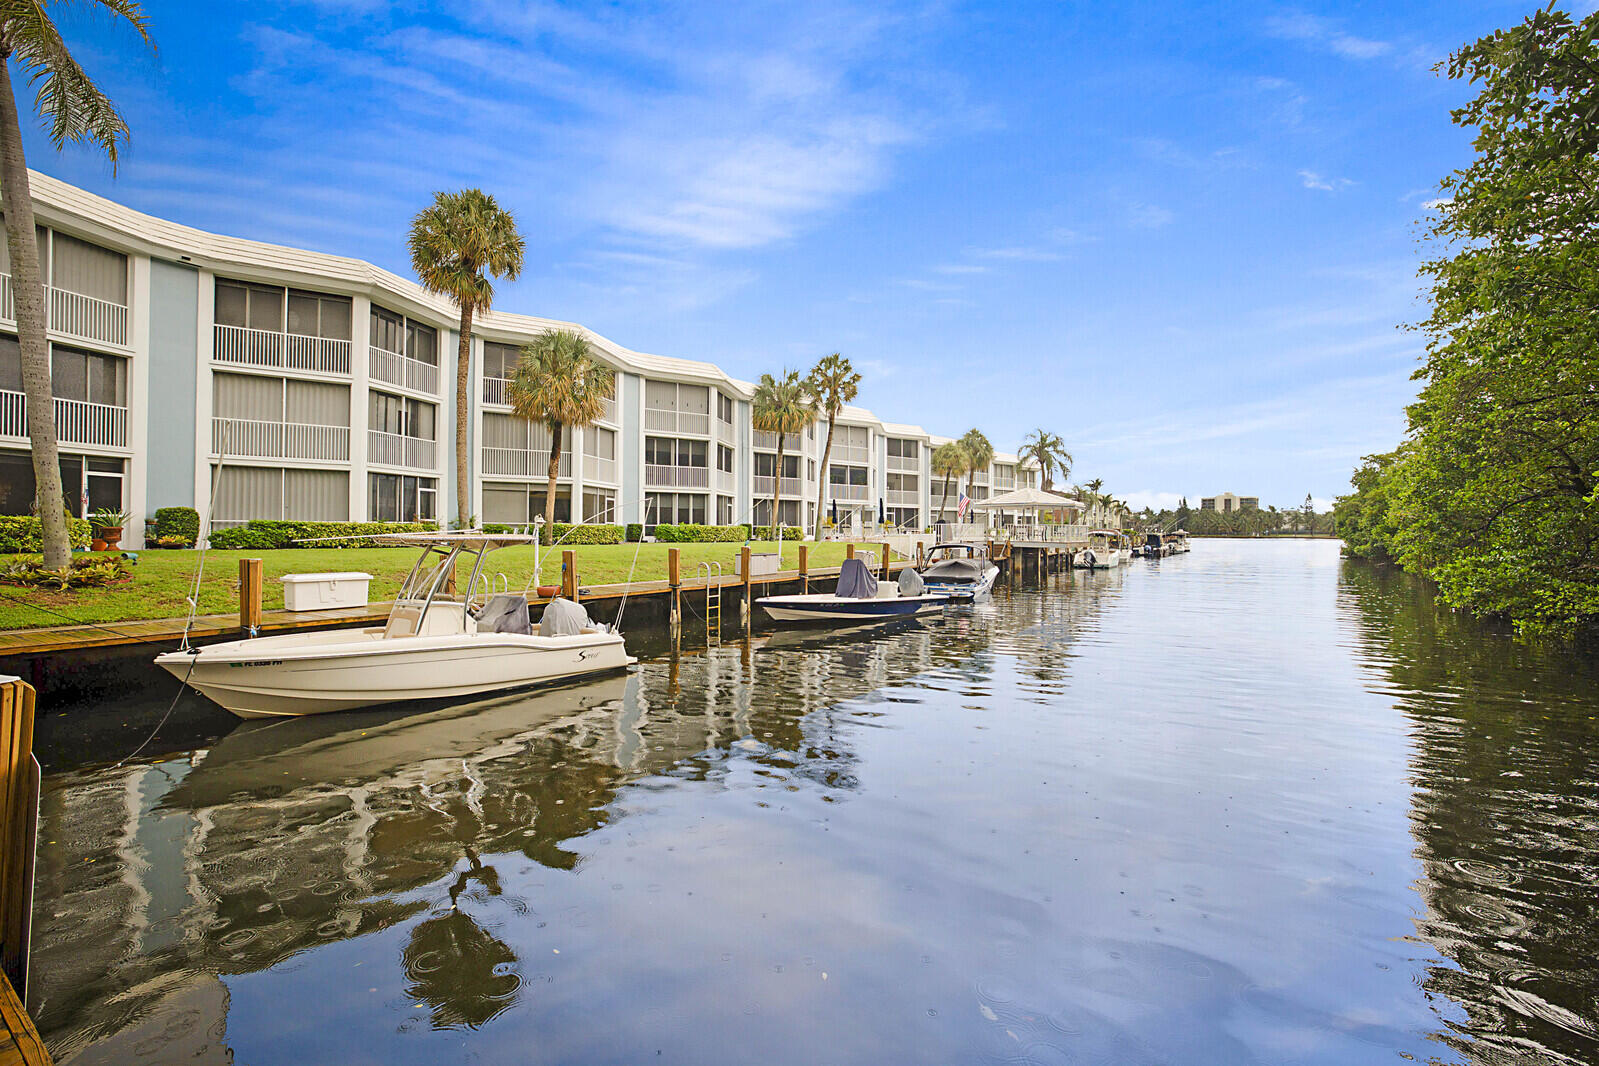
[736,552,781,577]
[280,571,373,611]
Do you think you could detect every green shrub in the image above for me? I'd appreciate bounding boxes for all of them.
[551,523,623,545]
[652,523,747,543]
[207,526,279,550]
[626,524,643,542]
[0,515,92,553]
[750,525,804,541]
[205,520,437,549]
[1,555,132,590]
[153,507,200,546]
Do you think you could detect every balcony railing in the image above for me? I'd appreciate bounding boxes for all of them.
[753,475,804,498]
[887,489,920,507]
[369,345,439,395]
[0,389,126,447]
[483,447,571,478]
[645,464,709,489]
[214,324,351,375]
[831,444,871,465]
[213,417,349,461]
[752,430,804,452]
[888,453,919,472]
[584,454,617,484]
[716,468,736,493]
[598,396,617,424]
[645,407,710,435]
[0,273,131,347]
[482,375,510,406]
[368,429,436,470]
[829,483,871,502]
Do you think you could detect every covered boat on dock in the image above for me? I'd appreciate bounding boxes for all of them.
[1074,530,1124,570]
[757,558,950,624]
[155,532,635,719]
[918,542,1000,601]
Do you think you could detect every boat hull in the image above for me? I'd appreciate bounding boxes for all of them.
[156,629,635,719]
[923,565,999,602]
[756,595,948,623]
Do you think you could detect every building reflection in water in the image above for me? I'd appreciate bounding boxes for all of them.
[1340,562,1599,1065]
[30,585,1113,1063]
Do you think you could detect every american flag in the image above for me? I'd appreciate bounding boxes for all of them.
[957,491,971,520]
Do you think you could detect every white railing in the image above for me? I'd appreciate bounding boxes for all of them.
[888,453,919,472]
[753,430,804,452]
[829,483,871,502]
[482,375,510,406]
[214,324,351,375]
[716,468,736,493]
[995,477,1016,491]
[598,396,617,424]
[832,443,871,465]
[213,417,349,461]
[753,475,805,497]
[887,489,919,507]
[369,345,439,395]
[0,389,126,447]
[368,429,436,469]
[584,454,617,483]
[0,273,130,347]
[645,464,710,489]
[483,447,571,477]
[645,407,711,435]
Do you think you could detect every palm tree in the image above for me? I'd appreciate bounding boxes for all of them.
[506,330,614,543]
[409,189,525,527]
[750,370,816,536]
[805,352,860,540]
[0,1,153,568]
[931,441,967,527]
[958,429,994,511]
[1017,429,1073,492]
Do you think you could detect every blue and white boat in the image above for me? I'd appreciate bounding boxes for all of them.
[918,542,1000,602]
[757,559,951,624]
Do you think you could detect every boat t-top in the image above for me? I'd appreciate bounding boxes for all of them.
[757,557,950,624]
[1074,530,1124,570]
[1138,532,1168,559]
[155,532,636,719]
[918,542,1000,601]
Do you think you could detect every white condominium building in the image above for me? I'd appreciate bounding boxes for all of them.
[0,172,1037,545]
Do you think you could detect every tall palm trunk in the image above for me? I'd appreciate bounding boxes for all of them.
[771,440,784,538]
[0,57,69,568]
[936,477,951,529]
[813,416,835,540]
[544,419,563,544]
[453,303,474,527]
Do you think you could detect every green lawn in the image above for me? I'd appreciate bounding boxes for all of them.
[0,541,882,631]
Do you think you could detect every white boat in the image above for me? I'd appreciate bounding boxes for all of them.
[918,542,1000,602]
[1117,532,1133,564]
[1074,529,1124,570]
[757,558,950,624]
[155,532,635,719]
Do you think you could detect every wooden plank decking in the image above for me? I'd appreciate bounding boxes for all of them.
[0,972,48,1066]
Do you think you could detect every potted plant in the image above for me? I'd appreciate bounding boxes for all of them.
[89,508,130,552]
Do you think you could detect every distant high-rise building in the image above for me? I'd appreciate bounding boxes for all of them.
[1199,493,1258,513]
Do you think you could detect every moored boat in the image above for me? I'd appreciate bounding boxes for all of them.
[918,542,1000,602]
[757,558,950,624]
[1074,529,1124,569]
[154,532,635,719]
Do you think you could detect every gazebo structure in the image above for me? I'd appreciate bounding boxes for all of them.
[969,487,1085,538]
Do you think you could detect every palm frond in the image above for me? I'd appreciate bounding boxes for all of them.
[805,352,860,417]
[407,188,524,309]
[506,330,615,428]
[751,369,817,435]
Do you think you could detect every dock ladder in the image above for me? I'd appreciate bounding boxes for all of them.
[698,562,723,644]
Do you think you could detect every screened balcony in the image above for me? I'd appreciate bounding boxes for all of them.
[0,389,126,448]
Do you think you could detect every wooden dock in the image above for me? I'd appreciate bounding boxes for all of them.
[0,679,49,1066]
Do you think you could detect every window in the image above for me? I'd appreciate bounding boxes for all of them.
[212,467,348,525]
[754,453,799,478]
[887,473,917,492]
[645,436,706,467]
[585,427,616,461]
[644,492,705,528]
[887,438,918,459]
[371,306,404,354]
[583,490,616,523]
[369,474,437,522]
[0,450,124,518]
[370,392,435,439]
[808,459,816,480]
[215,280,283,331]
[50,344,126,406]
[829,465,868,486]
[717,444,734,473]
[718,495,733,525]
[406,321,438,365]
[51,232,127,304]
[213,373,349,427]
[718,393,734,423]
[483,341,521,380]
[287,290,352,340]
[484,482,572,524]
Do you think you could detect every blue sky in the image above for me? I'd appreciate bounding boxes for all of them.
[27,0,1578,510]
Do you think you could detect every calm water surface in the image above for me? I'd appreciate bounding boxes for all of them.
[28,540,1599,1064]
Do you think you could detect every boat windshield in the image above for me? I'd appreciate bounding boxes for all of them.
[396,546,458,604]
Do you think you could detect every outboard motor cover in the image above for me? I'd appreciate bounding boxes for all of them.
[897,566,925,596]
[835,558,879,599]
[477,594,531,635]
[539,596,593,637]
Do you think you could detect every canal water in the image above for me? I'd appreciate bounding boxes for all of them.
[26,540,1599,1064]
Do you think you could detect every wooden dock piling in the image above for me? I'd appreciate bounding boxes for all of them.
[238,558,263,632]
[667,548,682,637]
[562,550,578,601]
[798,545,809,592]
[739,546,753,630]
[0,676,49,1065]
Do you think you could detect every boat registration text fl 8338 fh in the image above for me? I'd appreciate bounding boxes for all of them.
[155,532,635,719]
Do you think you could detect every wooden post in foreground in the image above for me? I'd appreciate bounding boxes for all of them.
[239,558,263,631]
[799,545,809,592]
[562,550,578,601]
[845,543,855,561]
[0,676,39,1001]
[881,542,892,579]
[740,546,752,630]
[668,547,682,638]
[917,541,925,568]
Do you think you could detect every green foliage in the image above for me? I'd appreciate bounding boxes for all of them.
[651,523,747,543]
[207,521,437,550]
[0,515,92,552]
[625,524,644,542]
[153,507,199,546]
[1,555,133,590]
[1336,8,1599,637]
[750,525,804,541]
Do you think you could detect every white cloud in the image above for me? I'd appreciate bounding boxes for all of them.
[1127,202,1174,229]
[1122,491,1186,512]
[1299,169,1354,192]
[969,245,1063,261]
[933,263,992,274]
[1265,13,1393,60]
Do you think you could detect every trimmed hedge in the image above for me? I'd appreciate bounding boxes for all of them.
[626,524,643,542]
[152,506,200,547]
[751,525,804,541]
[208,520,437,549]
[0,514,92,553]
[481,523,624,544]
[652,523,747,543]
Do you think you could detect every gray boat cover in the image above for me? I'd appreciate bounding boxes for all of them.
[477,594,531,635]
[923,558,985,582]
[538,596,592,636]
[897,566,925,596]
[835,558,878,599]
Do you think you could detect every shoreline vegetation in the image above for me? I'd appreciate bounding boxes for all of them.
[0,541,879,632]
[1335,8,1599,639]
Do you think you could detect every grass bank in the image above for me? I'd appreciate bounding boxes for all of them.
[0,540,880,631]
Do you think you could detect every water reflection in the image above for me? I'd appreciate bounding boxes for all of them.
[1340,563,1599,1064]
